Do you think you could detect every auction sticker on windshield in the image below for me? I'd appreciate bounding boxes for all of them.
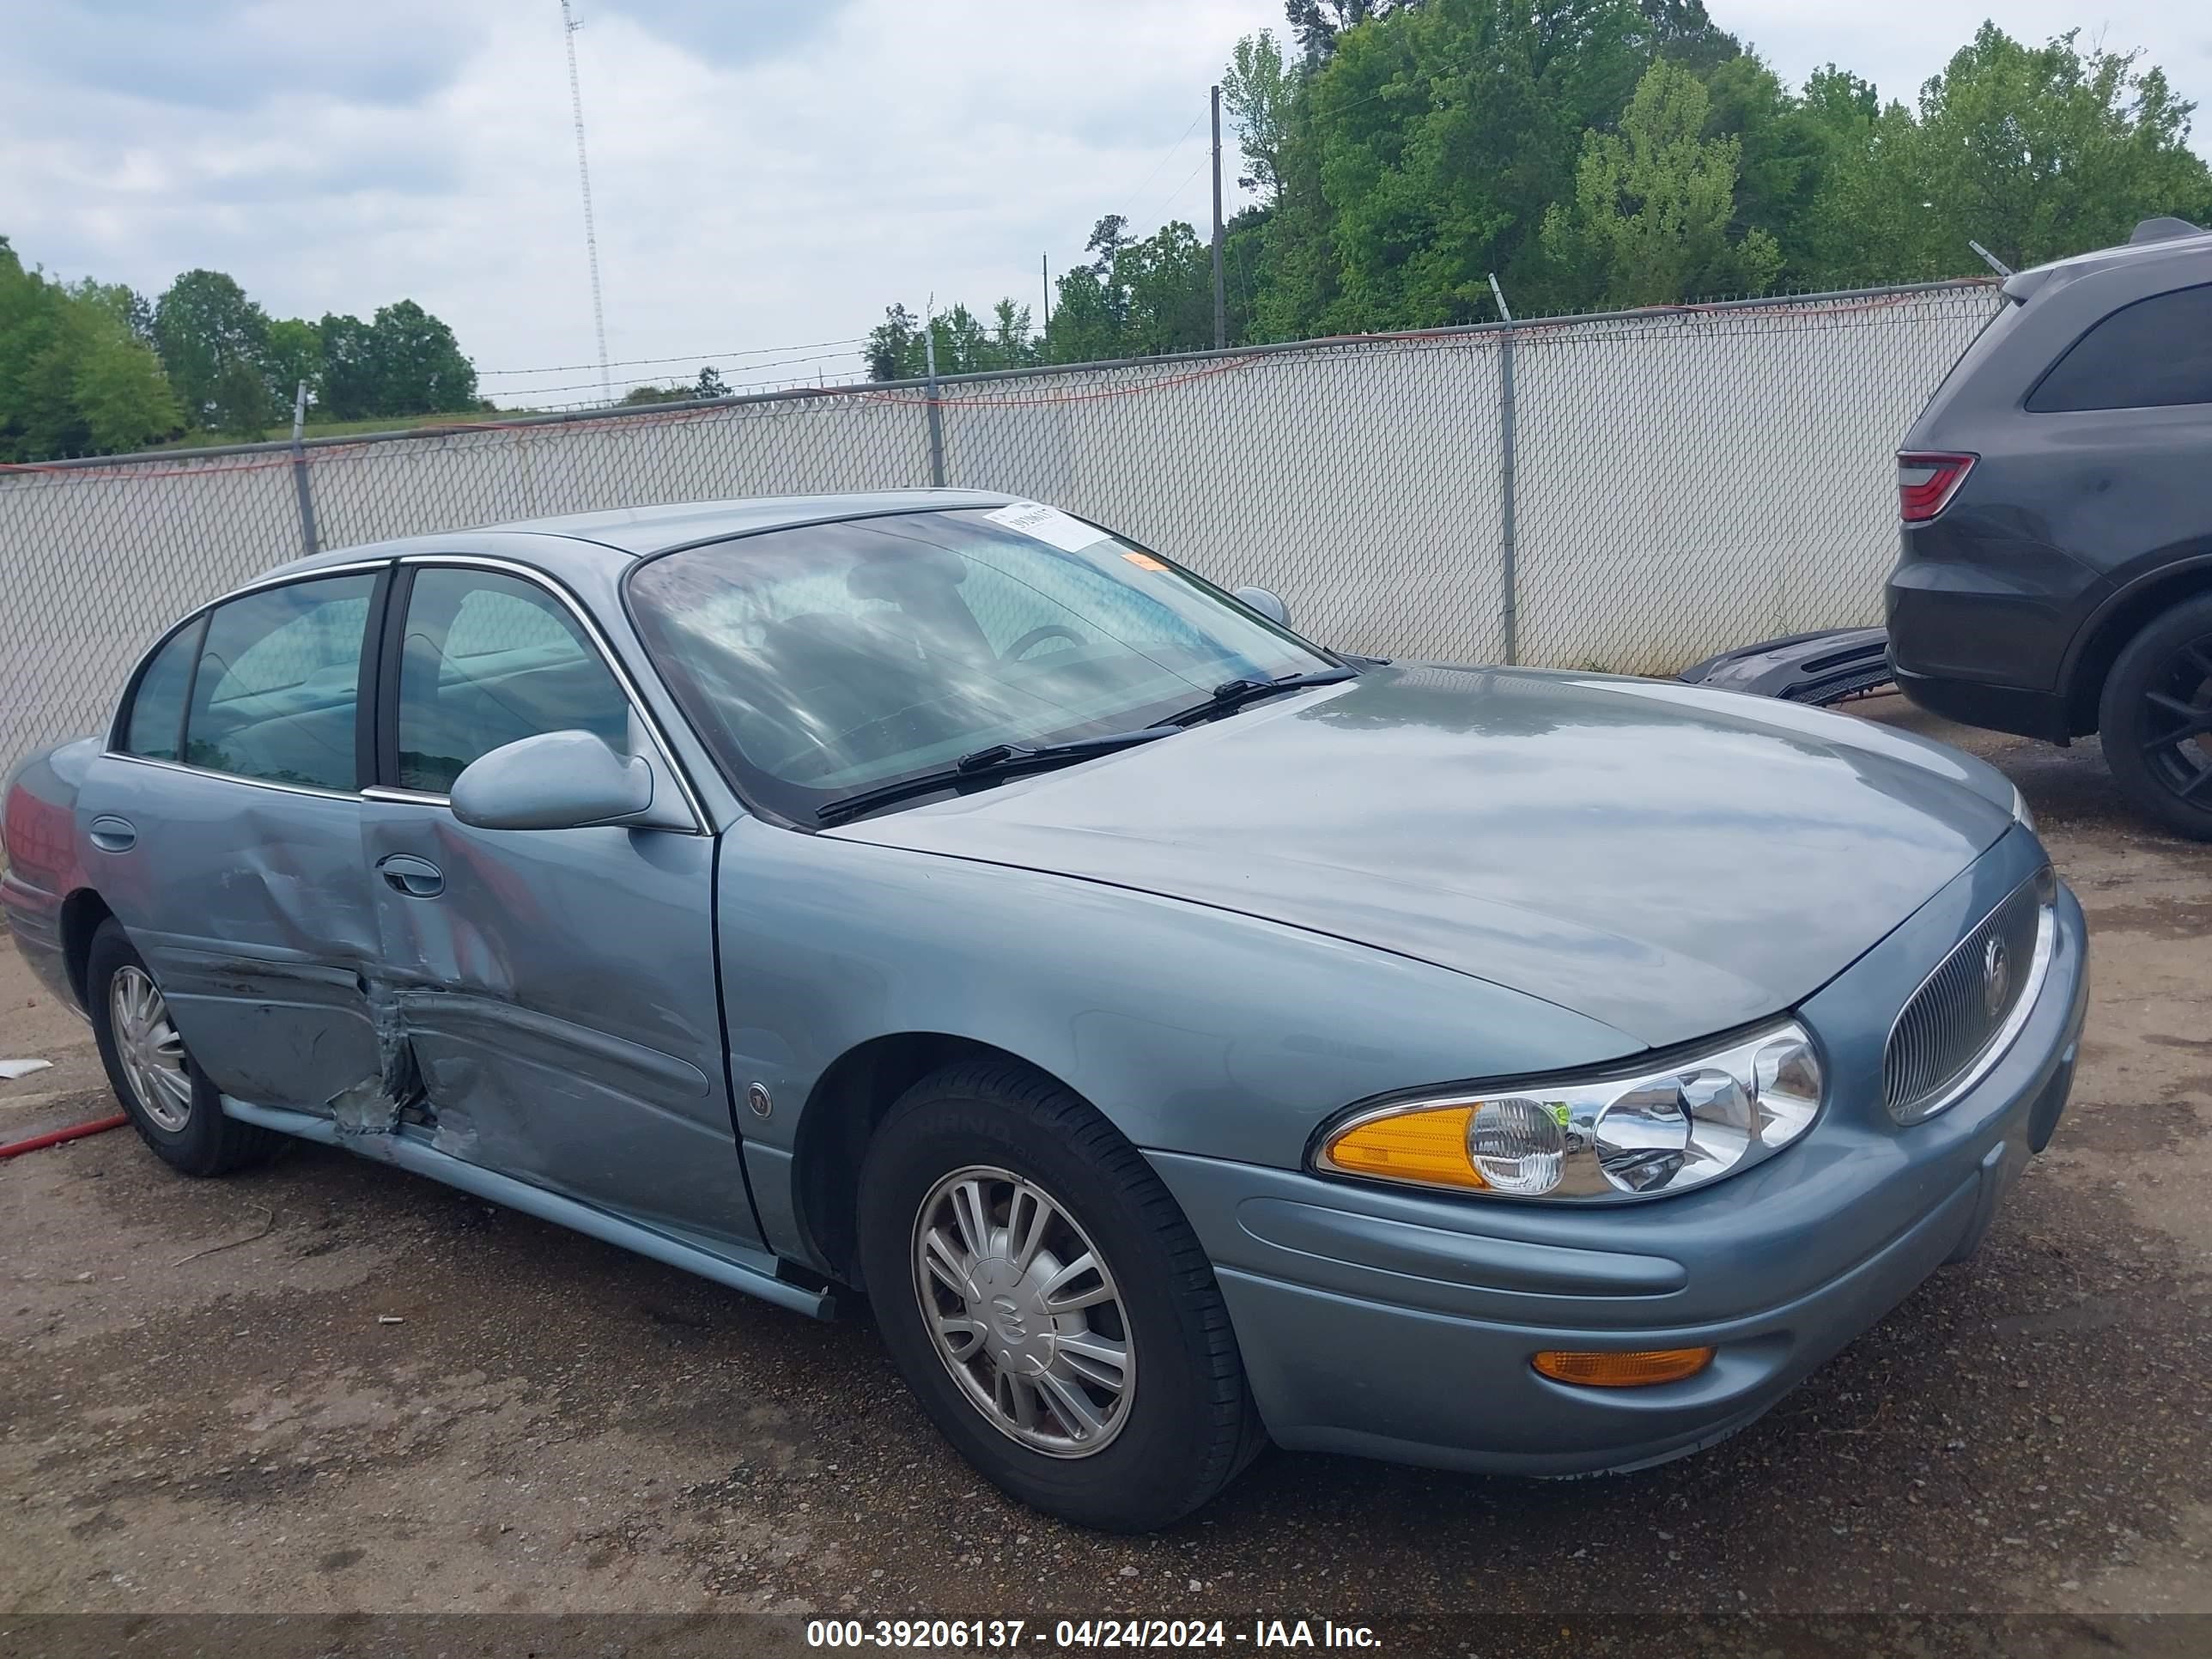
[987,500,1111,552]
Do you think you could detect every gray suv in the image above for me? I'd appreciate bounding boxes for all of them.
[1886,217,2212,836]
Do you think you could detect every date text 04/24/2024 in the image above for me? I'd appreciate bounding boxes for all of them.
[805,1619,1384,1649]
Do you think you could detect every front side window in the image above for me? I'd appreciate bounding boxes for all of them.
[120,616,206,762]
[2027,283,2212,412]
[627,506,1332,823]
[185,574,375,790]
[395,568,630,793]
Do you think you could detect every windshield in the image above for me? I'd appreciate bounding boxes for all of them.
[625,504,1335,823]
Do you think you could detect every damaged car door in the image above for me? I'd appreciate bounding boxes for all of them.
[355,561,762,1248]
[82,567,390,1111]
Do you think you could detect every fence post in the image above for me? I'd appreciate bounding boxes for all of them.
[1488,274,1517,665]
[922,326,946,489]
[289,380,320,557]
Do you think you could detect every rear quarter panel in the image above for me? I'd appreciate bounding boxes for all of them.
[2,738,100,1010]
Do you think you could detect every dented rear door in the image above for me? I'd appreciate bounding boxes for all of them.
[79,567,390,1109]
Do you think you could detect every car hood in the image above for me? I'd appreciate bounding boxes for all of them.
[830,664,2015,1048]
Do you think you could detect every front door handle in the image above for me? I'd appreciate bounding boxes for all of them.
[88,815,137,854]
[376,853,444,899]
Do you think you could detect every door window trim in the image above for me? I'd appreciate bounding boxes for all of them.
[103,558,394,802]
[374,553,708,834]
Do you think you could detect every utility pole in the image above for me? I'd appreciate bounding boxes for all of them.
[1488,273,1517,666]
[1209,84,1227,349]
[921,305,945,489]
[289,379,319,557]
[559,0,612,404]
[1041,253,1051,356]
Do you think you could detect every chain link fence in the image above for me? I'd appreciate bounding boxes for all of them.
[0,277,2000,774]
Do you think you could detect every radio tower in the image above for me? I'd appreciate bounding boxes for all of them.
[559,0,612,404]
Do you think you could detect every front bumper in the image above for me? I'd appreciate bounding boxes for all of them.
[1146,836,2087,1476]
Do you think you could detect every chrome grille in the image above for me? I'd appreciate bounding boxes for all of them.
[1883,871,2052,1124]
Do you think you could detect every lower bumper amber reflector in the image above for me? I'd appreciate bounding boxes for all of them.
[1532,1346,1715,1388]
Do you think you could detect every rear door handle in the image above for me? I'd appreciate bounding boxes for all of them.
[88,815,137,854]
[376,853,444,898]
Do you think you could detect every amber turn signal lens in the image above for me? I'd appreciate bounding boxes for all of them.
[1321,1104,1486,1189]
[1532,1346,1715,1388]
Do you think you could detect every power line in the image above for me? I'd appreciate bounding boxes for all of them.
[1116,114,1202,222]
[1155,155,1211,223]
[495,349,871,399]
[478,335,870,377]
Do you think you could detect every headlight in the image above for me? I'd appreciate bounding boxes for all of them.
[1315,1022,1823,1201]
[2011,786,2036,833]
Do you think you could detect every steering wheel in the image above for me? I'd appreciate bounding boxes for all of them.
[1000,624,1085,663]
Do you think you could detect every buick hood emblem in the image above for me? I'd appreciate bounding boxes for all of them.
[1982,936,2012,1020]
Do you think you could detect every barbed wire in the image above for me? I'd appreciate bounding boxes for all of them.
[0,278,2002,476]
[476,334,872,379]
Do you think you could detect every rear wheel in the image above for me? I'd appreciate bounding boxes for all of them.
[2100,595,2212,841]
[856,1060,1263,1532]
[87,919,279,1176]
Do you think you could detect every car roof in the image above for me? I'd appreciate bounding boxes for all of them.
[2002,221,2212,304]
[262,489,1021,580]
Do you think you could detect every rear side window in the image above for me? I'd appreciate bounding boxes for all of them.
[120,617,205,762]
[185,574,376,791]
[2027,283,2212,412]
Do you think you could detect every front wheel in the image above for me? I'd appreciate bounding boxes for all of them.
[2100,594,2212,840]
[856,1060,1262,1531]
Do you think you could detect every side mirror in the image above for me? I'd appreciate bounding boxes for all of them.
[1233,585,1291,629]
[451,730,660,831]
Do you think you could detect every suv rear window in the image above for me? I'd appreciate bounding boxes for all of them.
[2027,283,2212,412]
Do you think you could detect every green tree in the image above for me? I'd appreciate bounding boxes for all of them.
[0,242,181,459]
[1224,30,1296,199]
[153,269,271,430]
[365,300,477,415]
[1632,0,1738,73]
[1539,58,1782,307]
[1283,0,1419,67]
[694,365,728,398]
[1817,25,2212,283]
[1281,0,1652,330]
[61,281,183,451]
[263,317,325,413]
[312,301,477,417]
[865,303,922,380]
[316,313,379,419]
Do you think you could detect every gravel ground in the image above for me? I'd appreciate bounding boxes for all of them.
[2,698,2208,1656]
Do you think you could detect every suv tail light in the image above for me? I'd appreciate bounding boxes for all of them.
[1898,452,1976,524]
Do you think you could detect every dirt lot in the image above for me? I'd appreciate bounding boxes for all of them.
[3,699,2209,1656]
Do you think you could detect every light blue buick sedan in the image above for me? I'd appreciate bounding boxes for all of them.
[2,492,2087,1531]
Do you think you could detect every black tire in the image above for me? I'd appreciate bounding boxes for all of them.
[87,918,280,1177]
[2100,594,2212,841]
[857,1060,1263,1532]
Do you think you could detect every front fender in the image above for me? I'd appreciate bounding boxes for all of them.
[714,817,1644,1261]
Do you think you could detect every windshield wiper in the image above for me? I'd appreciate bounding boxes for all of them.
[815,727,1173,827]
[1151,666,1358,729]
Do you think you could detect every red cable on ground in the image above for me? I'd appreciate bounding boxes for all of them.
[0,1115,128,1159]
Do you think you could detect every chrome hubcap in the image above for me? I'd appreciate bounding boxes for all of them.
[912,1165,1134,1458]
[110,964,192,1132]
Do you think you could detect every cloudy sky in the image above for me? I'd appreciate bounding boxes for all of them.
[3,0,2206,408]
